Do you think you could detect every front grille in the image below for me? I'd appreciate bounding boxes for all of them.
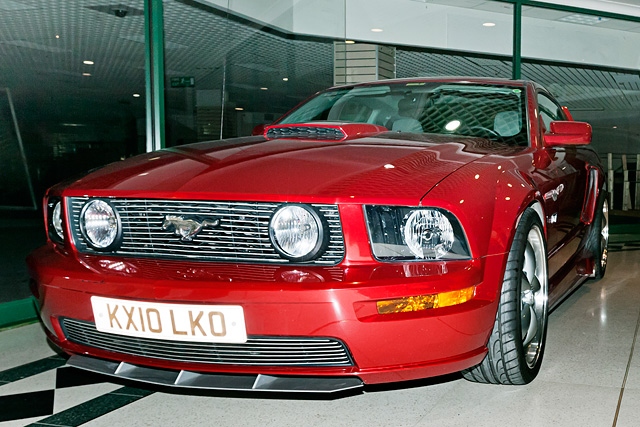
[68,198,344,265]
[266,126,345,140]
[61,318,354,367]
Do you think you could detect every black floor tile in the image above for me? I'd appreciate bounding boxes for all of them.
[0,390,55,422]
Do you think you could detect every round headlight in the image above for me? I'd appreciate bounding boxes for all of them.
[403,209,454,259]
[52,201,64,240]
[269,204,327,262]
[80,199,121,250]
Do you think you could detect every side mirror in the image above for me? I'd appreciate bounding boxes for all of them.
[544,121,592,146]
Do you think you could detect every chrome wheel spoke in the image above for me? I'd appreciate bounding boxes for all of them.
[523,242,535,285]
[530,273,541,294]
[523,305,538,346]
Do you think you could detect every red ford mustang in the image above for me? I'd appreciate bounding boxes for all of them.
[28,77,608,392]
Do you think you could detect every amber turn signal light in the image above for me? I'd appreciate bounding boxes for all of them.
[376,286,476,314]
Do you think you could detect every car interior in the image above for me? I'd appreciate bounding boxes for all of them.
[320,85,528,145]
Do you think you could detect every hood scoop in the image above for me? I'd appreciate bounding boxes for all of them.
[264,122,387,141]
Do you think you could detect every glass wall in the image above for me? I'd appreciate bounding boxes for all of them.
[163,0,514,144]
[0,0,147,201]
[0,0,146,303]
[3,0,640,306]
[163,0,340,146]
[521,7,640,210]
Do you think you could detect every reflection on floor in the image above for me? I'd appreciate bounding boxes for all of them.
[1,247,639,427]
[0,216,44,303]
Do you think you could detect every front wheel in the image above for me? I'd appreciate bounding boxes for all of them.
[463,208,549,385]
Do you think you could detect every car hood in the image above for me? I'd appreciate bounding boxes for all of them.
[65,133,521,205]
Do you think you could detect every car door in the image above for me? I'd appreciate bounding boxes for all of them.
[535,91,589,279]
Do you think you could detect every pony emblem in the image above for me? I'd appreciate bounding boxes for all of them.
[162,215,221,242]
[543,183,565,202]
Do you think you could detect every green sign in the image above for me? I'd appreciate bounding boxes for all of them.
[170,76,195,88]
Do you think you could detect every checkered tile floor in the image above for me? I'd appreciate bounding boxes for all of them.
[0,345,153,426]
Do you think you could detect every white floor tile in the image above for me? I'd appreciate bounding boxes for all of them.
[0,370,56,396]
[0,323,58,371]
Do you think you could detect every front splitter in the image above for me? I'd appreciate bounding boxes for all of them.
[66,354,364,393]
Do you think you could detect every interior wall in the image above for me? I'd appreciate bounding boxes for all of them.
[202,0,640,70]
[522,16,640,69]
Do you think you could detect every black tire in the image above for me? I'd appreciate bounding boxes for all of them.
[463,208,549,385]
[585,191,609,280]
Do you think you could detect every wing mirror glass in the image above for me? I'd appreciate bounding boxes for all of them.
[544,121,592,146]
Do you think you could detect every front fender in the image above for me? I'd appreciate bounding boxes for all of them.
[421,155,541,259]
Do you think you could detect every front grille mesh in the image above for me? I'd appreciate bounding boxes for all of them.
[68,198,344,265]
[266,126,345,140]
[61,318,354,367]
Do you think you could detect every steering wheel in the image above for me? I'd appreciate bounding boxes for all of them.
[458,125,501,138]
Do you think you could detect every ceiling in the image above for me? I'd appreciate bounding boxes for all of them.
[1,0,640,136]
[2,0,640,208]
[424,0,640,20]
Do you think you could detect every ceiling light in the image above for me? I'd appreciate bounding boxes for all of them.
[82,73,91,76]
[345,40,355,44]
[371,28,383,32]
[282,77,289,81]
[55,34,60,39]
[445,120,461,131]
[133,93,141,98]
[483,22,496,27]
[559,14,608,25]
[83,60,94,65]
[235,107,244,111]
[260,87,268,90]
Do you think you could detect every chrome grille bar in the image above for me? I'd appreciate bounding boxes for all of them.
[62,318,354,367]
[68,198,344,265]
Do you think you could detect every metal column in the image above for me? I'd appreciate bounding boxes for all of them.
[144,0,166,152]
[512,1,522,80]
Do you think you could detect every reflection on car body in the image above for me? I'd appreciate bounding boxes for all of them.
[28,77,608,393]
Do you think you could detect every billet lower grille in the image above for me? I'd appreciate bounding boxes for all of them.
[61,318,354,367]
[266,126,345,140]
[68,198,344,265]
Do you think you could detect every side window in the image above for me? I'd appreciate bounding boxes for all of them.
[537,93,563,132]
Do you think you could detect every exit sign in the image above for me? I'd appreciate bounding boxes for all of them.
[170,76,195,88]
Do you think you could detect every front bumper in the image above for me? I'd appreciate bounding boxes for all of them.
[28,244,506,389]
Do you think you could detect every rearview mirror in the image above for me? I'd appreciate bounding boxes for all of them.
[544,121,592,146]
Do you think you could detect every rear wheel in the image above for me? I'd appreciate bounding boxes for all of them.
[586,193,609,279]
[463,208,549,385]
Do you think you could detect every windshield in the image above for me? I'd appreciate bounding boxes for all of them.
[278,82,528,146]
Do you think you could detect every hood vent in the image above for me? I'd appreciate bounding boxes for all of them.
[264,123,387,141]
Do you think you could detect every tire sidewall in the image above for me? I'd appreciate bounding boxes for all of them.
[502,208,549,384]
